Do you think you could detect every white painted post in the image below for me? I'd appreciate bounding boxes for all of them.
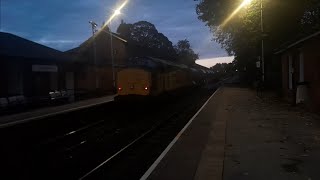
[296,50,307,104]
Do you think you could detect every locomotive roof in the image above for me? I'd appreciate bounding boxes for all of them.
[126,56,214,74]
[147,57,189,69]
[127,57,187,70]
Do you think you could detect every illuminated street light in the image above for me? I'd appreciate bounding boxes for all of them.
[114,9,121,16]
[221,0,252,27]
[102,0,128,28]
[98,0,128,93]
[243,0,253,6]
[89,20,99,89]
[87,1,128,93]
[221,0,265,83]
[260,0,265,82]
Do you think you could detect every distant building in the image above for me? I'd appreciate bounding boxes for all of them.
[67,27,128,96]
[0,32,74,102]
[275,31,320,111]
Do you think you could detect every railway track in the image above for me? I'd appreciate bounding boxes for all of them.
[79,90,212,180]
[0,88,213,179]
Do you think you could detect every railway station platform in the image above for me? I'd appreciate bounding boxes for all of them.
[142,86,320,180]
[0,95,115,128]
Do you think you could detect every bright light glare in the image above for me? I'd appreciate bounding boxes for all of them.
[221,0,252,27]
[115,9,121,15]
[243,0,253,6]
[103,0,128,27]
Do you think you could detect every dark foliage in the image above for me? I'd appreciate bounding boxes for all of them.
[117,20,176,60]
[174,39,199,65]
[196,0,320,83]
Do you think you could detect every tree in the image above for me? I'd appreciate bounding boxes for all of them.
[196,0,320,83]
[117,20,176,59]
[174,39,199,65]
[210,63,234,73]
[196,0,316,53]
[116,20,132,39]
[210,62,235,79]
[301,0,320,32]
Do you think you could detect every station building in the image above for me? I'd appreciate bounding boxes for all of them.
[275,31,320,111]
[0,32,74,103]
[67,27,128,96]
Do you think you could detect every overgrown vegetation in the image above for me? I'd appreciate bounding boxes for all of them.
[117,20,199,65]
[196,0,320,84]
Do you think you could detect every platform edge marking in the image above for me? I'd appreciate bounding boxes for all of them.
[0,97,115,128]
[140,88,221,180]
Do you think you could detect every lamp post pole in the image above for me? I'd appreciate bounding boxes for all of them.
[109,20,116,92]
[89,21,99,90]
[102,1,127,93]
[260,0,265,83]
[100,27,116,93]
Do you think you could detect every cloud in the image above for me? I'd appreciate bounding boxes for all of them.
[115,0,228,58]
[37,39,79,44]
[36,38,82,51]
[196,56,234,68]
[2,0,228,56]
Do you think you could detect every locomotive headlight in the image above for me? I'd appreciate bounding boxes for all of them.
[144,86,148,90]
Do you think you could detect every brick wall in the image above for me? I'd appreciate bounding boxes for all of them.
[75,66,123,94]
[92,34,128,66]
[73,33,128,96]
[302,38,320,111]
[280,36,320,111]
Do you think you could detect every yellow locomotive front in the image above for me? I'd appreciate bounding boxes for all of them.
[117,68,152,96]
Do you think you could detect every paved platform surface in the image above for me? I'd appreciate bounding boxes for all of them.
[0,95,115,128]
[143,87,320,180]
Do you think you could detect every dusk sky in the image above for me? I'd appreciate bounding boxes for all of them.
[1,0,231,65]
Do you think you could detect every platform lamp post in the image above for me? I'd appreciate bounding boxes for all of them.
[89,20,99,90]
[110,17,116,92]
[97,25,117,93]
[260,0,265,83]
[240,0,265,83]
[111,9,122,91]
[102,1,127,93]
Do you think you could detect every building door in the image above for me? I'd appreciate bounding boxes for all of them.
[32,72,50,97]
[7,63,23,96]
[66,72,75,102]
[0,62,8,96]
